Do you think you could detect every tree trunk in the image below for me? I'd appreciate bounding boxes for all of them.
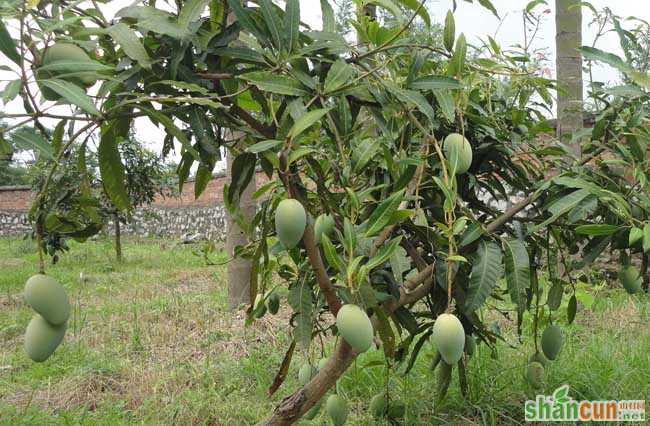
[226,147,256,309]
[555,0,583,158]
[225,1,256,310]
[114,211,122,262]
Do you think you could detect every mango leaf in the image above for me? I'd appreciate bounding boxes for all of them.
[384,82,436,123]
[397,0,431,26]
[465,241,503,313]
[1,79,21,104]
[246,139,283,153]
[39,79,101,116]
[12,127,53,160]
[141,107,199,160]
[434,90,455,122]
[575,224,619,236]
[476,0,499,18]
[567,294,577,324]
[106,24,153,68]
[643,224,650,254]
[37,60,114,74]
[375,308,396,358]
[213,46,267,64]
[0,20,20,65]
[241,71,308,96]
[283,0,300,51]
[365,189,405,237]
[443,10,455,52]
[98,123,130,211]
[410,75,463,90]
[324,60,355,94]
[321,234,345,272]
[579,46,631,73]
[227,153,256,208]
[288,108,332,139]
[288,281,313,348]
[178,0,209,29]
[320,0,336,32]
[502,238,530,312]
[51,120,66,156]
[259,0,283,50]
[629,227,643,246]
[528,189,591,234]
[226,0,268,44]
[366,236,402,271]
[194,163,213,198]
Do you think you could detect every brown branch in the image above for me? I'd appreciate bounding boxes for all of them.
[258,264,435,425]
[401,238,427,271]
[197,72,235,80]
[228,104,275,139]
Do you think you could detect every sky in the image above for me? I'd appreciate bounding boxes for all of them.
[2,0,649,171]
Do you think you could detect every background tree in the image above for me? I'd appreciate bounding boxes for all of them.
[100,138,168,262]
[555,0,583,156]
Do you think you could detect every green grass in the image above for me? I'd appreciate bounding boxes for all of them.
[1,237,648,425]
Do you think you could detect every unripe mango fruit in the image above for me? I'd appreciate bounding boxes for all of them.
[619,265,642,295]
[314,214,335,245]
[298,363,318,385]
[525,361,545,389]
[529,350,549,367]
[431,313,465,364]
[541,325,563,360]
[443,133,473,174]
[24,274,70,325]
[24,314,67,362]
[326,394,348,426]
[275,199,306,249]
[369,393,388,418]
[254,294,267,318]
[336,304,374,353]
[37,43,97,100]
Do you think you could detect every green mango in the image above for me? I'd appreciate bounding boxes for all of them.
[24,314,67,362]
[24,274,70,325]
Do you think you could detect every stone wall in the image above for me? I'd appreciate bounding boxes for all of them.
[0,171,268,240]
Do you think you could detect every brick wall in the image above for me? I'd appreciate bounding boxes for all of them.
[0,171,269,239]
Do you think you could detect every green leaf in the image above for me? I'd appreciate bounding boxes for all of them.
[12,127,53,160]
[106,23,153,68]
[37,60,114,74]
[141,107,199,160]
[1,79,21,104]
[178,0,209,29]
[246,139,283,154]
[546,281,563,310]
[575,224,619,236]
[213,46,267,64]
[322,233,345,272]
[51,120,66,156]
[288,108,331,139]
[240,71,308,96]
[528,189,591,234]
[366,236,402,271]
[98,123,130,211]
[449,33,467,76]
[320,0,336,32]
[643,224,650,254]
[396,0,430,26]
[227,153,256,209]
[288,281,313,348]
[324,59,355,94]
[39,79,101,116]
[283,0,300,51]
[384,82,436,123]
[226,0,267,43]
[433,90,455,122]
[465,241,503,313]
[579,46,631,73]
[567,294,577,325]
[259,0,283,50]
[0,19,20,65]
[443,10,455,52]
[365,189,405,237]
[194,163,213,198]
[629,227,643,246]
[502,238,530,311]
[476,0,499,18]
[410,75,463,91]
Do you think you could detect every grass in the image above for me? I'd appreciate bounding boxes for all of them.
[0,237,648,425]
